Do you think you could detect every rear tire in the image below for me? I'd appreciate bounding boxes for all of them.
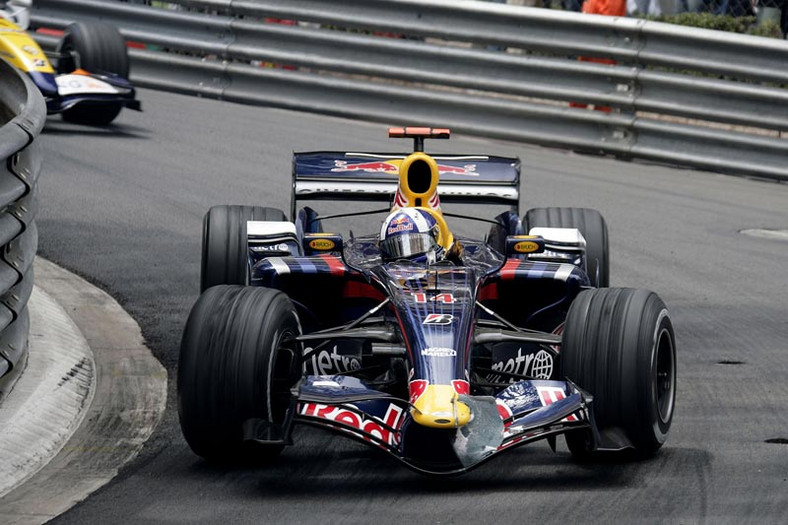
[525,207,609,287]
[201,205,287,293]
[57,22,130,126]
[178,285,302,462]
[561,288,676,458]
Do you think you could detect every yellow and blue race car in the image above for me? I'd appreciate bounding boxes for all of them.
[0,0,139,125]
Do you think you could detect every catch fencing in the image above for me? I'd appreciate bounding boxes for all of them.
[0,58,45,400]
[30,0,788,180]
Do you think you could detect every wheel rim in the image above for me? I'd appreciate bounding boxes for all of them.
[655,327,675,424]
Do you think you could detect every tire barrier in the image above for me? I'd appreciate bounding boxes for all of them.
[29,0,788,181]
[0,58,46,401]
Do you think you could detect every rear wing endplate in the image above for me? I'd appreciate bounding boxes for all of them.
[291,152,521,219]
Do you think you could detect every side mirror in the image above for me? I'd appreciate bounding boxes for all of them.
[504,235,545,257]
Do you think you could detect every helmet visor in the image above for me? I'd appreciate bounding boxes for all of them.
[380,232,438,260]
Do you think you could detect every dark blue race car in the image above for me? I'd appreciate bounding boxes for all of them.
[178,127,677,475]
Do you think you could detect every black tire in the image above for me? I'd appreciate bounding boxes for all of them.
[178,285,302,462]
[57,22,129,125]
[201,205,287,293]
[525,207,609,287]
[561,288,676,458]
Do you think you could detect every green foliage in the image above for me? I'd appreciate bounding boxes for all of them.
[643,12,784,39]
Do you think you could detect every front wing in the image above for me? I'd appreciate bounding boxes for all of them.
[246,375,593,475]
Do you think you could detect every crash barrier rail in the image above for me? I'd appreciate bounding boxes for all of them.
[0,58,45,401]
[29,0,788,181]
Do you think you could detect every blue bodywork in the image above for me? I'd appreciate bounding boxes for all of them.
[250,232,594,474]
[27,70,140,115]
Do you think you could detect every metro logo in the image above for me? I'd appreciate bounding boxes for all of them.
[300,402,404,446]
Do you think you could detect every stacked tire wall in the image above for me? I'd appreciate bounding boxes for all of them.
[0,58,46,401]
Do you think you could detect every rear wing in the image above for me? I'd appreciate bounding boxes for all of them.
[291,151,521,219]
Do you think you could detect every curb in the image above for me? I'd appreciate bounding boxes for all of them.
[0,257,168,525]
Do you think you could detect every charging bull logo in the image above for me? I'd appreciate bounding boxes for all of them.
[332,160,399,174]
[332,160,478,177]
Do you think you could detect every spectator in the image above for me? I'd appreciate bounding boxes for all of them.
[570,0,626,112]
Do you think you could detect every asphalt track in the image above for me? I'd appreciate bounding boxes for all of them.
[28,87,788,523]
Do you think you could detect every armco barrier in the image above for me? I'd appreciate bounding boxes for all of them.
[30,0,788,180]
[0,58,45,401]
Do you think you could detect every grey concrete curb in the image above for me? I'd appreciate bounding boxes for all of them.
[0,257,168,525]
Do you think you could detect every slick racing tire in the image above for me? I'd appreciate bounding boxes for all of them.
[561,288,676,459]
[525,207,609,288]
[201,205,287,293]
[178,285,302,462]
[57,22,129,125]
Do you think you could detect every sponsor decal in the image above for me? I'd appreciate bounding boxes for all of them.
[387,222,414,235]
[332,160,399,174]
[514,241,541,253]
[411,292,455,304]
[489,348,553,381]
[304,345,361,375]
[422,313,454,325]
[22,45,39,56]
[251,243,289,252]
[330,159,477,177]
[437,164,477,176]
[536,386,578,422]
[421,347,456,357]
[56,74,119,96]
[300,402,404,446]
[308,238,335,250]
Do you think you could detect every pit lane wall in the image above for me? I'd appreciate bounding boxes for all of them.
[31,0,788,181]
[0,58,45,400]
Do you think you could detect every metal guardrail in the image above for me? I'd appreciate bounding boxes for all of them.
[0,58,45,401]
[30,0,788,180]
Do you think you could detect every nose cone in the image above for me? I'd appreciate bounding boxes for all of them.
[411,384,471,428]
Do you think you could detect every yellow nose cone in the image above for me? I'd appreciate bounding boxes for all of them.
[411,384,471,428]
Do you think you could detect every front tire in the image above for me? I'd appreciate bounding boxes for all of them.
[57,22,129,125]
[561,288,676,458]
[525,207,609,287]
[201,205,287,293]
[178,285,302,462]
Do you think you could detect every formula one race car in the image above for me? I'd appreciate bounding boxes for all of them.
[178,127,677,475]
[0,0,139,125]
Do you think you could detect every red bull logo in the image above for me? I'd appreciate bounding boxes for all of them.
[387,214,414,234]
[331,160,399,173]
[331,160,477,176]
[300,402,404,448]
[436,164,477,176]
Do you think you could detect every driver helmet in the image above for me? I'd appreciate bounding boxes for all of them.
[379,208,445,264]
